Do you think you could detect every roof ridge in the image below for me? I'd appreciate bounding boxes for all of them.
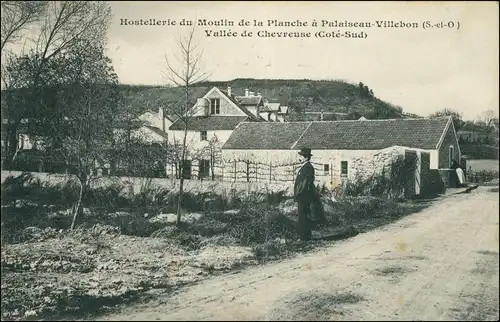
[217,87,260,121]
[307,118,438,123]
[223,117,451,151]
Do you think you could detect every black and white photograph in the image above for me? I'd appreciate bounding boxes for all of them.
[1,1,499,321]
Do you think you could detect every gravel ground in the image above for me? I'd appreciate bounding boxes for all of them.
[98,186,499,321]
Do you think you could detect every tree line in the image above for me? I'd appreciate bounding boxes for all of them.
[1,1,208,228]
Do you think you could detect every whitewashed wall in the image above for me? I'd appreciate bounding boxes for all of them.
[168,130,232,152]
[166,129,233,179]
[221,148,403,187]
[221,146,426,193]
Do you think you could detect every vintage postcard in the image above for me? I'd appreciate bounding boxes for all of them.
[1,1,498,321]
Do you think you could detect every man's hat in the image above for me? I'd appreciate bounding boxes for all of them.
[298,147,312,157]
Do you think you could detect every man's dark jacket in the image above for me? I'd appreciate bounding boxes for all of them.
[294,161,315,201]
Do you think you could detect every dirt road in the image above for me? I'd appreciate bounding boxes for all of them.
[99,187,499,321]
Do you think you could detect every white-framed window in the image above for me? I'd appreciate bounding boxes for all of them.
[210,98,220,114]
[324,164,329,175]
[200,131,207,141]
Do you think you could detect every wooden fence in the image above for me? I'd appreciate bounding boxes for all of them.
[220,160,329,183]
[466,170,499,184]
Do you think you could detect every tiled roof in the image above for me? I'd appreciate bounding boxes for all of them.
[169,115,249,131]
[222,117,451,150]
[222,122,311,150]
[144,126,169,139]
[295,118,450,150]
[235,96,262,106]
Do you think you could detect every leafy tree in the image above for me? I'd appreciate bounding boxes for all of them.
[1,1,112,170]
[40,44,122,230]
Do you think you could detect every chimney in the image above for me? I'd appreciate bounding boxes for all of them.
[227,86,231,96]
[159,106,165,131]
[320,110,324,121]
[245,88,249,96]
[159,106,164,120]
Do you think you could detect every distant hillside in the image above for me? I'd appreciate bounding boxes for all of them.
[119,78,407,120]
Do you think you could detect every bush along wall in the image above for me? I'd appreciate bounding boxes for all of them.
[333,154,420,200]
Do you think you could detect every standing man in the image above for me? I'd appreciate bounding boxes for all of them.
[294,147,315,241]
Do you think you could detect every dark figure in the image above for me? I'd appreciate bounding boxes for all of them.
[294,147,315,241]
[449,159,460,188]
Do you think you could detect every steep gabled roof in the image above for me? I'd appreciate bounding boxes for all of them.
[222,117,452,150]
[209,87,263,121]
[222,122,311,150]
[169,115,249,131]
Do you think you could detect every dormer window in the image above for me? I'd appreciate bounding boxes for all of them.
[210,98,220,114]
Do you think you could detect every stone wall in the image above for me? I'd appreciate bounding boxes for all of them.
[349,147,402,181]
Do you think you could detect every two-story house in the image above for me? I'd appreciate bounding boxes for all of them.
[166,85,274,180]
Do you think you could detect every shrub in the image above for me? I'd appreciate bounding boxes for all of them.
[150,225,202,250]
[265,189,290,205]
[252,241,283,260]
[335,155,417,200]
[164,190,227,213]
[130,178,169,209]
[320,195,416,228]
[1,172,42,205]
[224,189,245,209]
[226,205,298,246]
[193,217,228,237]
[468,170,500,184]
[83,184,130,211]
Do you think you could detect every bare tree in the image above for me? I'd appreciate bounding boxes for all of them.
[0,1,47,53]
[162,26,211,227]
[477,109,497,127]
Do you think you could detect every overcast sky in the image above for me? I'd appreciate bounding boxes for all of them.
[105,1,498,120]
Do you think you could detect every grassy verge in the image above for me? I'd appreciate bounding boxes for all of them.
[1,172,430,321]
